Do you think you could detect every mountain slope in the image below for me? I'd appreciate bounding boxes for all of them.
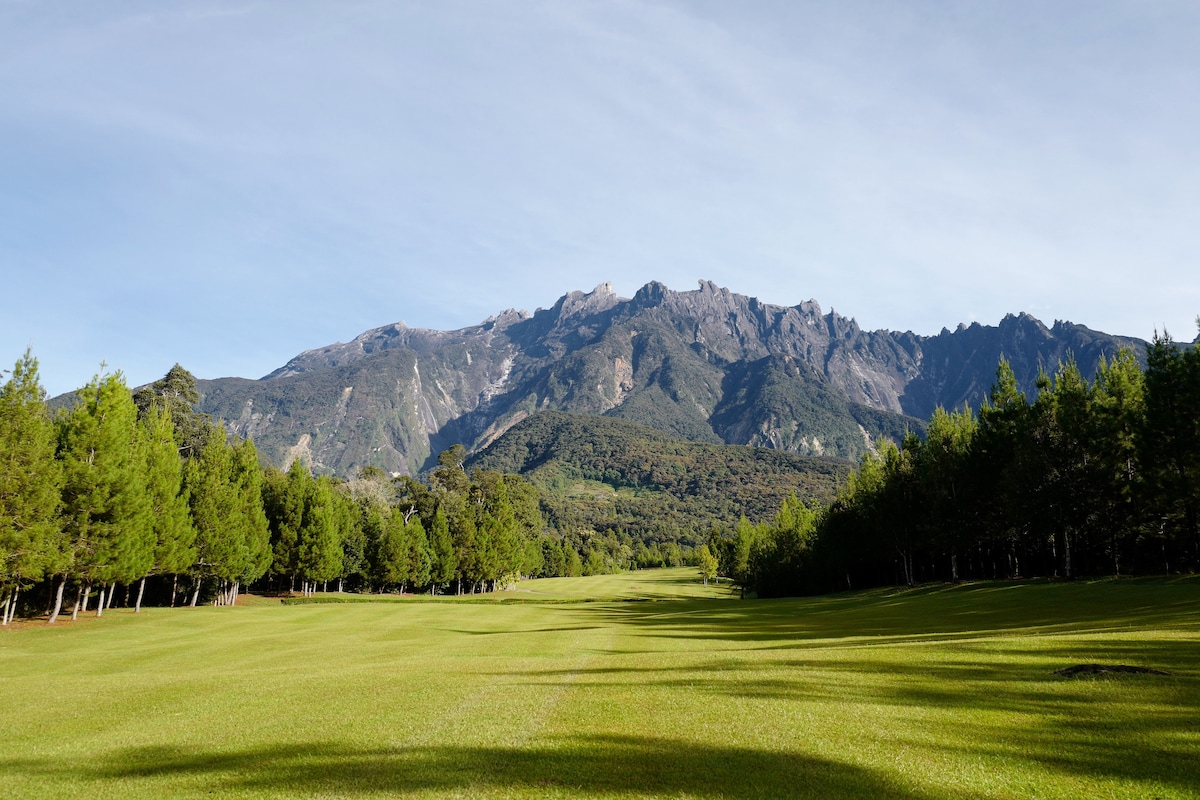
[468,410,850,542]
[195,280,1145,476]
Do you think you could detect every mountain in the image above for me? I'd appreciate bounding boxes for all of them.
[194,280,1145,476]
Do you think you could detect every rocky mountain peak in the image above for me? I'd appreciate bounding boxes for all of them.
[197,281,1149,477]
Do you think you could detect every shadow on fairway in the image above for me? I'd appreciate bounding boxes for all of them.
[585,578,1200,647]
[544,579,1200,795]
[5,734,947,799]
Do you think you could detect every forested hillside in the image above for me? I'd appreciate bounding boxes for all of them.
[469,411,849,545]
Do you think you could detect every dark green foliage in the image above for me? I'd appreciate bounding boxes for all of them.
[133,364,215,458]
[139,405,196,580]
[58,371,153,594]
[469,410,849,544]
[185,428,271,603]
[754,339,1200,597]
[1141,331,1200,563]
[0,351,62,621]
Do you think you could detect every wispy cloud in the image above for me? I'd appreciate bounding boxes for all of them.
[2,0,1198,394]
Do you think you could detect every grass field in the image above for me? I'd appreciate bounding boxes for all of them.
[2,569,1197,799]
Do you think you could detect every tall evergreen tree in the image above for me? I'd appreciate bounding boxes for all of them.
[1091,350,1145,574]
[427,504,455,593]
[137,404,195,611]
[919,405,976,580]
[1141,331,1200,570]
[133,364,214,458]
[264,462,308,589]
[184,428,270,605]
[297,476,343,593]
[0,351,63,624]
[57,370,152,617]
[227,438,271,602]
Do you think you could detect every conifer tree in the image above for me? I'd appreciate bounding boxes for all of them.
[1141,332,1200,570]
[137,404,195,611]
[404,515,432,590]
[297,476,343,594]
[1091,349,1145,573]
[0,351,63,624]
[185,426,236,605]
[133,364,214,458]
[265,462,308,590]
[185,428,270,606]
[375,507,410,590]
[226,438,271,602]
[57,370,152,617]
[427,504,455,593]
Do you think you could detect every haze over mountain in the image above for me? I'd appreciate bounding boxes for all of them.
[194,280,1146,477]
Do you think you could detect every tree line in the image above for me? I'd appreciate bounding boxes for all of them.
[0,356,628,625]
[714,330,1200,597]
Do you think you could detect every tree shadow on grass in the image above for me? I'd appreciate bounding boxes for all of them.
[3,734,950,799]
[585,578,1200,648]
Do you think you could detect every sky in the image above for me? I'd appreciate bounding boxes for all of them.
[2,0,1198,397]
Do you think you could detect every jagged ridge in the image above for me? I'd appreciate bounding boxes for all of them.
[195,280,1145,476]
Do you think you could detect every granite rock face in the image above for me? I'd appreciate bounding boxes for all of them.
[196,280,1144,476]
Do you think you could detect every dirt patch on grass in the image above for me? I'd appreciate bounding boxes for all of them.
[1054,663,1172,677]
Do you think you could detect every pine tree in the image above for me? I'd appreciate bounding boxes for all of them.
[132,364,214,458]
[427,504,455,593]
[1092,349,1145,574]
[137,404,195,611]
[0,351,63,624]
[297,476,343,593]
[265,462,308,589]
[228,438,271,600]
[185,426,236,605]
[376,507,410,591]
[1141,331,1200,570]
[404,515,432,590]
[57,370,152,617]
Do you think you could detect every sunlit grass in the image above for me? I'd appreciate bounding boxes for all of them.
[1,570,1196,799]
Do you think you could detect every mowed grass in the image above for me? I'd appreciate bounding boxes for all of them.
[1,570,1197,799]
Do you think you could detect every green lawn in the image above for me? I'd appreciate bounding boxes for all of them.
[2,570,1197,799]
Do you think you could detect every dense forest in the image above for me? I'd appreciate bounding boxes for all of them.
[715,330,1200,597]
[468,411,849,547]
[0,357,653,625]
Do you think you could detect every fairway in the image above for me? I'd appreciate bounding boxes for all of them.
[2,570,1198,799]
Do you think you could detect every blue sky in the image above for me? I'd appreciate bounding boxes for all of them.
[3,1,1198,397]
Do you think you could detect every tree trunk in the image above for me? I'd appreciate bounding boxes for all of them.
[170,574,178,607]
[1,589,11,626]
[48,577,66,624]
[71,583,83,621]
[96,584,106,618]
[133,576,146,613]
[81,583,91,613]
[107,583,116,610]
[190,576,201,607]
